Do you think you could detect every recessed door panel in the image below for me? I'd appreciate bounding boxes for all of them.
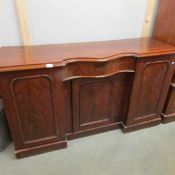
[11,75,58,144]
[126,58,172,126]
[72,73,134,131]
[136,62,168,118]
[80,79,112,126]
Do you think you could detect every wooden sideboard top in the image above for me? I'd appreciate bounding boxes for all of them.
[0,37,175,72]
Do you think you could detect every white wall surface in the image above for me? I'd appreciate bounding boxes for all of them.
[0,0,159,47]
[0,0,21,46]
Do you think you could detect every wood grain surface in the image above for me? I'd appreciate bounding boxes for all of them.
[0,37,175,72]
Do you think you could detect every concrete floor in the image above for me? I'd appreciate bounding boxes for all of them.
[1,123,175,175]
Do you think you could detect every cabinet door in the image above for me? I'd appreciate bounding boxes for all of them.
[0,70,67,155]
[126,57,174,127]
[11,75,60,144]
[72,73,134,132]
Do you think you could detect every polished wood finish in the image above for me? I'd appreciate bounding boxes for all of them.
[123,56,175,131]
[72,73,134,132]
[0,0,175,158]
[0,38,175,72]
[0,69,68,157]
[153,0,175,45]
[153,0,175,123]
[0,36,175,158]
[162,74,175,123]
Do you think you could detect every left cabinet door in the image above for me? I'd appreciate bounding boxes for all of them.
[0,70,67,158]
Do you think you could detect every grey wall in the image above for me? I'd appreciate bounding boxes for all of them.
[0,0,159,47]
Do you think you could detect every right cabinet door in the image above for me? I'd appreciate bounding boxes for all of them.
[125,56,174,130]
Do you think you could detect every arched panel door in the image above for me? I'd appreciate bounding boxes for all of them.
[72,72,134,132]
[124,56,174,131]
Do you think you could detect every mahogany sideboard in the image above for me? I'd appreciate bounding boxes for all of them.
[0,37,175,158]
